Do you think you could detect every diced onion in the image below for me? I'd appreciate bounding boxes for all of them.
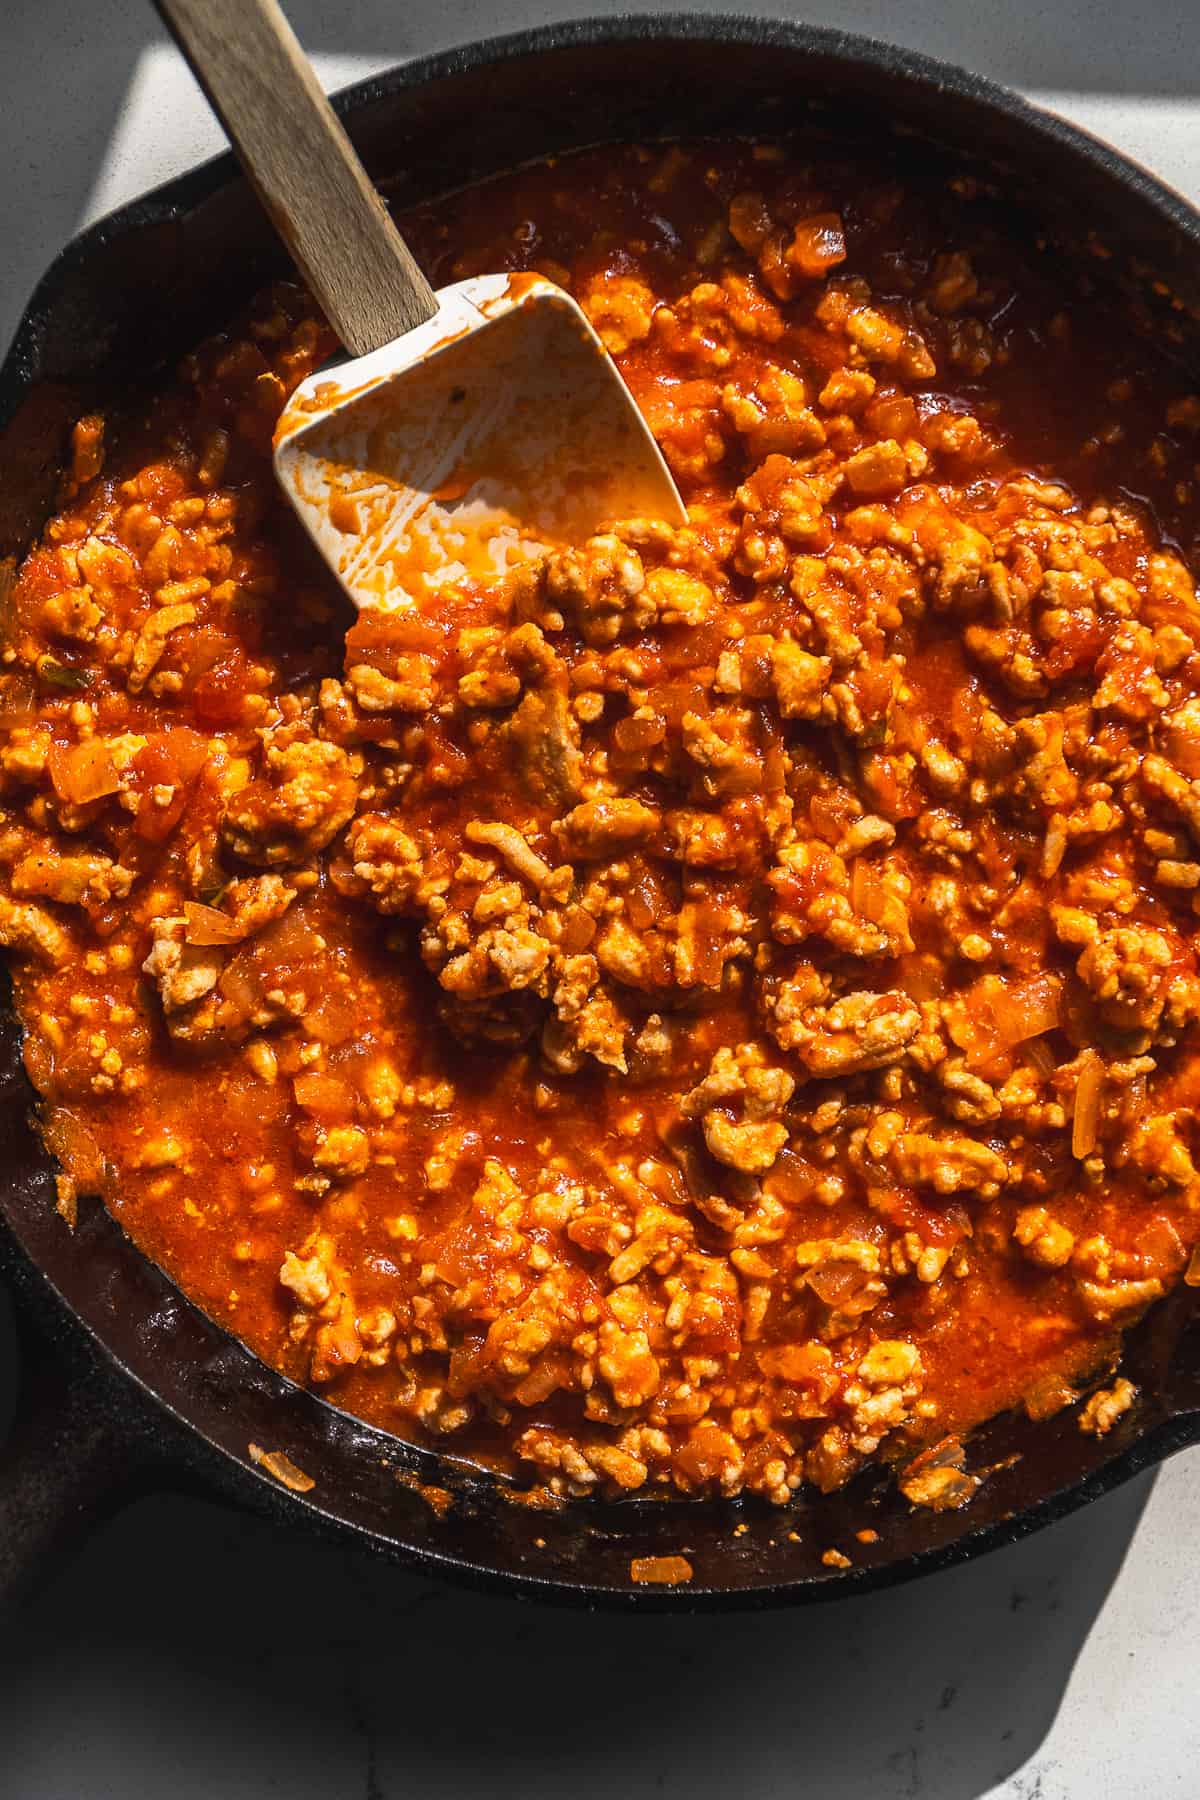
[41,1109,105,1191]
[1185,1245,1200,1288]
[804,1262,873,1305]
[248,1444,315,1493]
[257,904,318,964]
[1024,1374,1079,1421]
[630,1554,693,1586]
[216,946,261,1014]
[183,900,245,945]
[1072,1050,1104,1160]
[756,1341,836,1393]
[959,973,1063,1069]
[990,974,1062,1047]
[293,1070,353,1119]
[850,857,891,925]
[513,1348,571,1406]
[47,738,121,805]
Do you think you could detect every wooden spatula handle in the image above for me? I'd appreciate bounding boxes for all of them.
[154,0,438,355]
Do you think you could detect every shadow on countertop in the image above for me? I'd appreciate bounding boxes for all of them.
[0,1450,1152,1800]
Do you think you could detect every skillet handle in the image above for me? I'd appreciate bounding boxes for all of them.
[0,1280,142,1608]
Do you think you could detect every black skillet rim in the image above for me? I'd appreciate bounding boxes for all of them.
[2,11,1200,1611]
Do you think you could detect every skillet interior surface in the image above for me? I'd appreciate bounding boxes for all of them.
[3,14,1200,1608]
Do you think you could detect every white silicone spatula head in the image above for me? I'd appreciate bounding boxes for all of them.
[155,0,685,613]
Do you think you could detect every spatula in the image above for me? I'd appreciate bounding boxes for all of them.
[154,0,686,613]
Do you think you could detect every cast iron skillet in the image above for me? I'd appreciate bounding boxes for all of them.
[4,13,1200,1612]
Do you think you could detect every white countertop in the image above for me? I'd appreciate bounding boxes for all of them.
[2,3,1200,1795]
